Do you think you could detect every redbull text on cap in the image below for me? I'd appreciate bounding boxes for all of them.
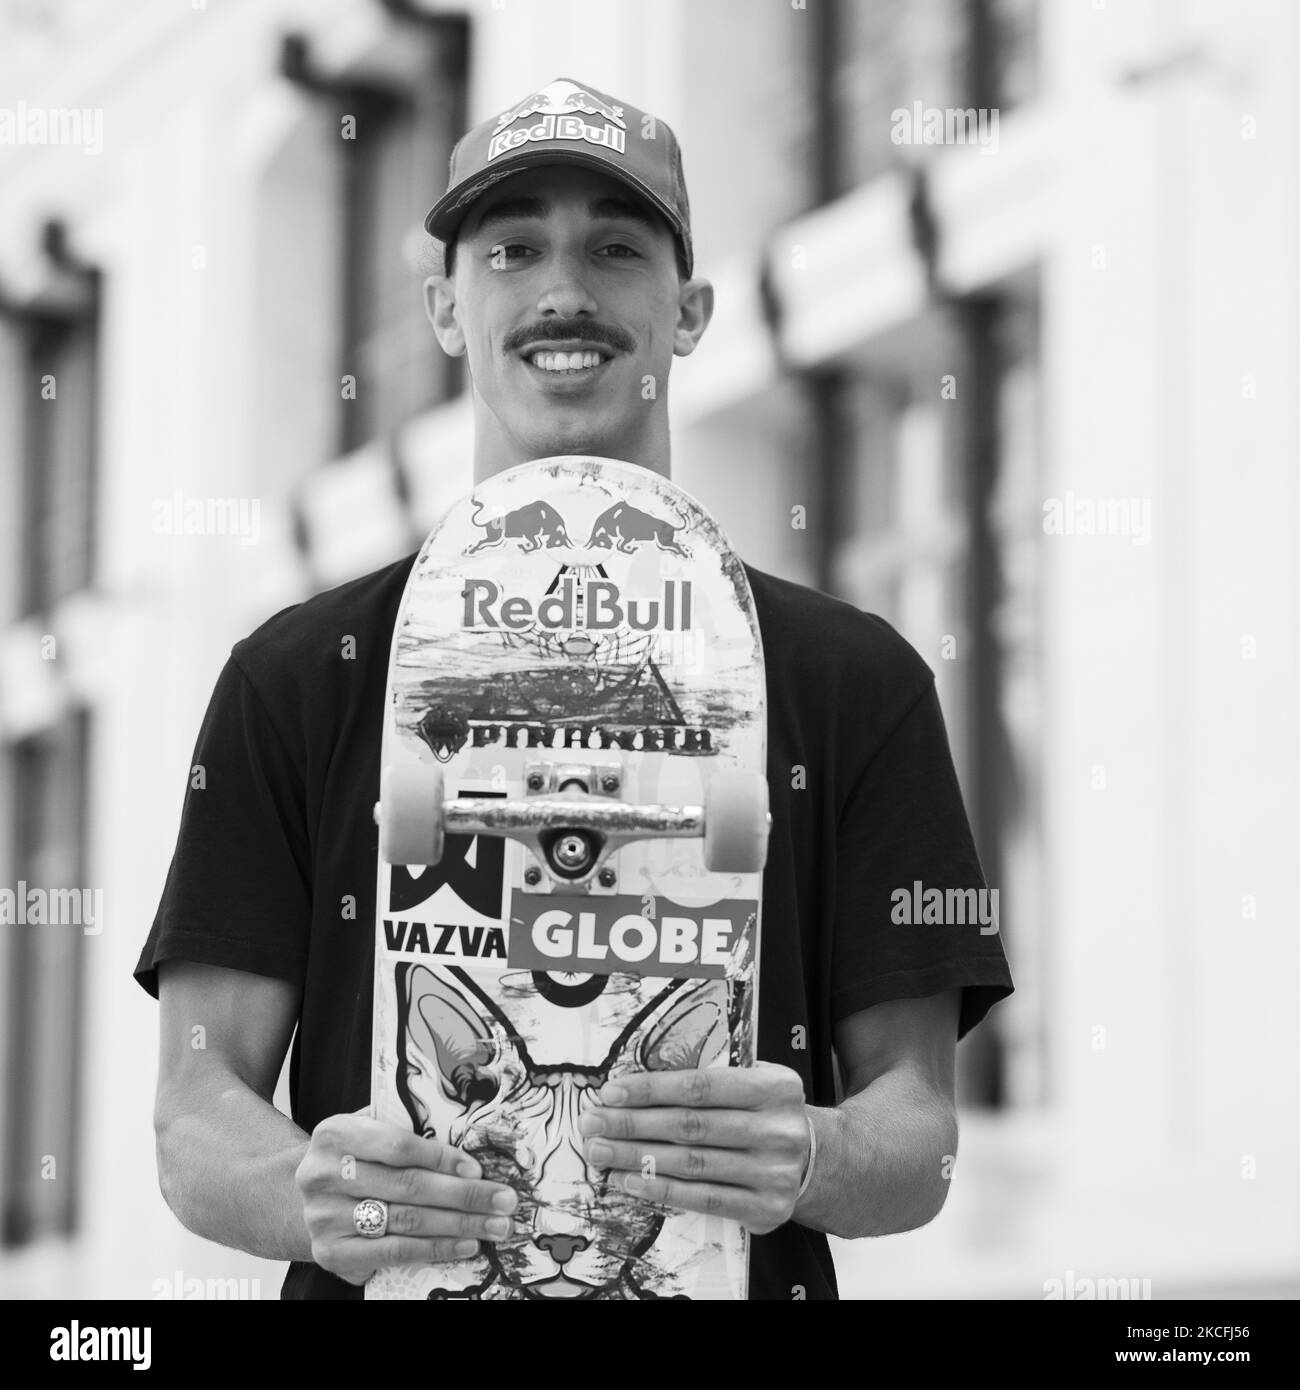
[488,114,626,163]
[488,79,628,162]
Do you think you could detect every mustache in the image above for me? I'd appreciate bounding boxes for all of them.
[507,321,635,354]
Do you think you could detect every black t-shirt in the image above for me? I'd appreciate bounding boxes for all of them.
[134,556,1013,1301]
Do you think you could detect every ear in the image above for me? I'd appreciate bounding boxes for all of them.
[424,274,466,357]
[672,276,714,359]
[637,980,730,1071]
[404,964,497,1103]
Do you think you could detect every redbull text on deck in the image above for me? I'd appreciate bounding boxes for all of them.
[462,577,693,632]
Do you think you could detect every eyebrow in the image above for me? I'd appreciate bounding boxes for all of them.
[469,195,658,239]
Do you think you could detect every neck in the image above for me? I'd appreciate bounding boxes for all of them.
[470,395,672,484]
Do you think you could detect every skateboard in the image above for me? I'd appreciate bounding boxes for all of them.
[367,456,768,1301]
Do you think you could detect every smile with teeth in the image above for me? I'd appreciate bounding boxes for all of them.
[528,350,609,373]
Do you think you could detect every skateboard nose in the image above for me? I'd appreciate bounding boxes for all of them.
[535,1233,590,1266]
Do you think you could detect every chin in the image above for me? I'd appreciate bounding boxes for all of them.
[525,425,620,460]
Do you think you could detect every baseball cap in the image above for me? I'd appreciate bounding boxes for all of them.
[424,76,694,277]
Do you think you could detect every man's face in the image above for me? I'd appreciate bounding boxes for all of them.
[425,164,711,471]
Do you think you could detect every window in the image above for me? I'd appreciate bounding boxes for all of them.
[1,711,90,1246]
[830,0,1040,192]
[20,306,98,617]
[792,0,1046,1110]
[280,24,469,460]
[340,83,461,452]
[826,287,1044,1109]
[0,239,99,1244]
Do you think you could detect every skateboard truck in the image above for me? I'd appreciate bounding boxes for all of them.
[374,762,769,891]
[522,759,620,889]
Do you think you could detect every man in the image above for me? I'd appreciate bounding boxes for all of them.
[136,77,1013,1300]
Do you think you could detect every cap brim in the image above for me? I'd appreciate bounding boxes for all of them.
[424,148,688,258]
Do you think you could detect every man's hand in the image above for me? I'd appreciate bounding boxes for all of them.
[577,1063,811,1235]
[295,1112,519,1285]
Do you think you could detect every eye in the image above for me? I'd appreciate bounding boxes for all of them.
[450,1063,499,1105]
[488,242,535,264]
[597,243,640,259]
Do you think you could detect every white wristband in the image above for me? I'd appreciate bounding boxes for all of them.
[795,1110,818,1200]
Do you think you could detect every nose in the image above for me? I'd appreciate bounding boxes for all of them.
[536,248,598,320]
[535,1232,590,1266]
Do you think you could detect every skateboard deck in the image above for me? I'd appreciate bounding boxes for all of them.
[367,456,766,1301]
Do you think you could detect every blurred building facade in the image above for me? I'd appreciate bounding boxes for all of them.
[0,0,1295,1298]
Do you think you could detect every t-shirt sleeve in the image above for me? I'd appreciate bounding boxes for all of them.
[830,678,1013,1040]
[133,651,312,1000]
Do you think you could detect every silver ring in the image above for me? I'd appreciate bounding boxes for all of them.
[353,1198,388,1239]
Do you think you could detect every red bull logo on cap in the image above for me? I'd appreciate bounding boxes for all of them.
[488,78,627,163]
[559,84,626,126]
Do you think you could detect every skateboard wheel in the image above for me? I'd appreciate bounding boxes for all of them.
[703,770,769,873]
[380,764,445,866]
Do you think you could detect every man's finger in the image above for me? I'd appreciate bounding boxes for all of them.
[336,1199,519,1245]
[579,1104,756,1148]
[584,1137,772,1190]
[600,1066,802,1110]
[314,1115,481,1175]
[606,1170,755,1224]
[341,1162,518,1215]
[350,1233,493,1275]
